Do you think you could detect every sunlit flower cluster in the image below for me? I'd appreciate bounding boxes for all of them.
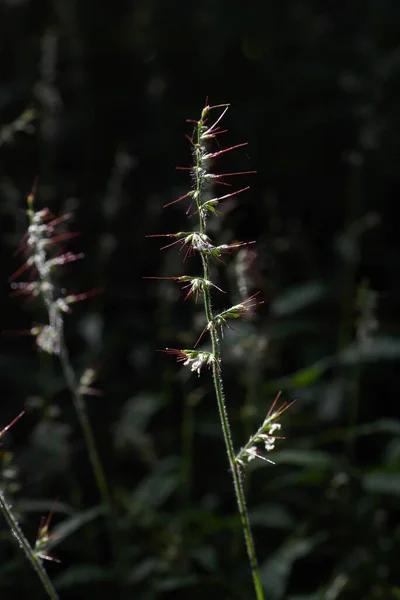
[162,348,218,376]
[235,393,294,469]
[9,189,93,354]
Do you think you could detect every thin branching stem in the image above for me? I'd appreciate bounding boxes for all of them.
[194,107,265,600]
[0,489,59,600]
[25,202,111,514]
[13,195,124,598]
[200,256,265,600]
[150,104,268,597]
[56,316,112,513]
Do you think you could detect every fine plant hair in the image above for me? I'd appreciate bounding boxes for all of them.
[148,103,291,600]
[8,186,110,512]
[1,187,111,598]
[0,414,59,600]
[0,102,291,600]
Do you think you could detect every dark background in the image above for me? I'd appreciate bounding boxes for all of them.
[1,1,400,599]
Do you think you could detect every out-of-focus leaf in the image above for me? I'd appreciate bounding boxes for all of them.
[266,320,326,341]
[340,336,400,365]
[190,545,217,572]
[385,439,400,464]
[0,107,36,146]
[128,558,157,583]
[197,422,223,439]
[291,360,331,387]
[154,575,199,591]
[311,419,400,446]
[0,559,20,582]
[28,420,71,476]
[48,505,105,550]
[54,564,113,589]
[249,503,294,530]
[323,572,349,599]
[265,357,333,392]
[356,419,400,436]
[183,507,238,535]
[363,472,400,496]
[116,394,162,433]
[270,449,335,469]
[129,457,180,516]
[260,535,326,600]
[114,394,163,460]
[287,595,321,600]
[270,281,326,317]
[16,499,73,515]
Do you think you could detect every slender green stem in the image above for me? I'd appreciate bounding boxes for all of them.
[25,204,111,513]
[56,318,112,513]
[23,203,125,593]
[200,257,265,600]
[193,107,265,599]
[0,489,59,600]
[57,325,126,592]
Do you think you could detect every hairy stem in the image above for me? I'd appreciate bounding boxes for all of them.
[56,315,112,513]
[0,489,59,600]
[194,107,265,599]
[26,204,111,513]
[200,256,265,600]
[56,321,126,593]
[21,203,124,592]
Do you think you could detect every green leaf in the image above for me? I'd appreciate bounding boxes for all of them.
[48,505,105,550]
[271,449,335,469]
[54,565,113,589]
[128,559,157,583]
[115,394,163,437]
[190,545,217,572]
[356,419,400,437]
[16,498,73,515]
[260,535,326,600]
[29,420,70,475]
[265,357,333,391]
[130,457,180,516]
[249,503,294,530]
[340,336,400,365]
[155,575,199,591]
[363,472,400,496]
[291,361,329,387]
[270,281,326,317]
[114,394,163,460]
[288,595,322,600]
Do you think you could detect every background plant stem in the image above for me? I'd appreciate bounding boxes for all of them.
[0,489,59,600]
[56,318,111,513]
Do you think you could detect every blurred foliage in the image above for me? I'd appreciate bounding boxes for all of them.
[1,0,400,598]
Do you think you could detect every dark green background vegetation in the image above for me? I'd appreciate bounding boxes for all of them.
[1,1,400,598]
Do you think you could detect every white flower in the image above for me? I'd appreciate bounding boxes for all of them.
[36,325,60,355]
[246,446,259,462]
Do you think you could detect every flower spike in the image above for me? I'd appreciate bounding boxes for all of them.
[235,392,294,469]
[147,103,290,598]
[160,348,218,376]
[143,275,225,302]
[10,187,110,491]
